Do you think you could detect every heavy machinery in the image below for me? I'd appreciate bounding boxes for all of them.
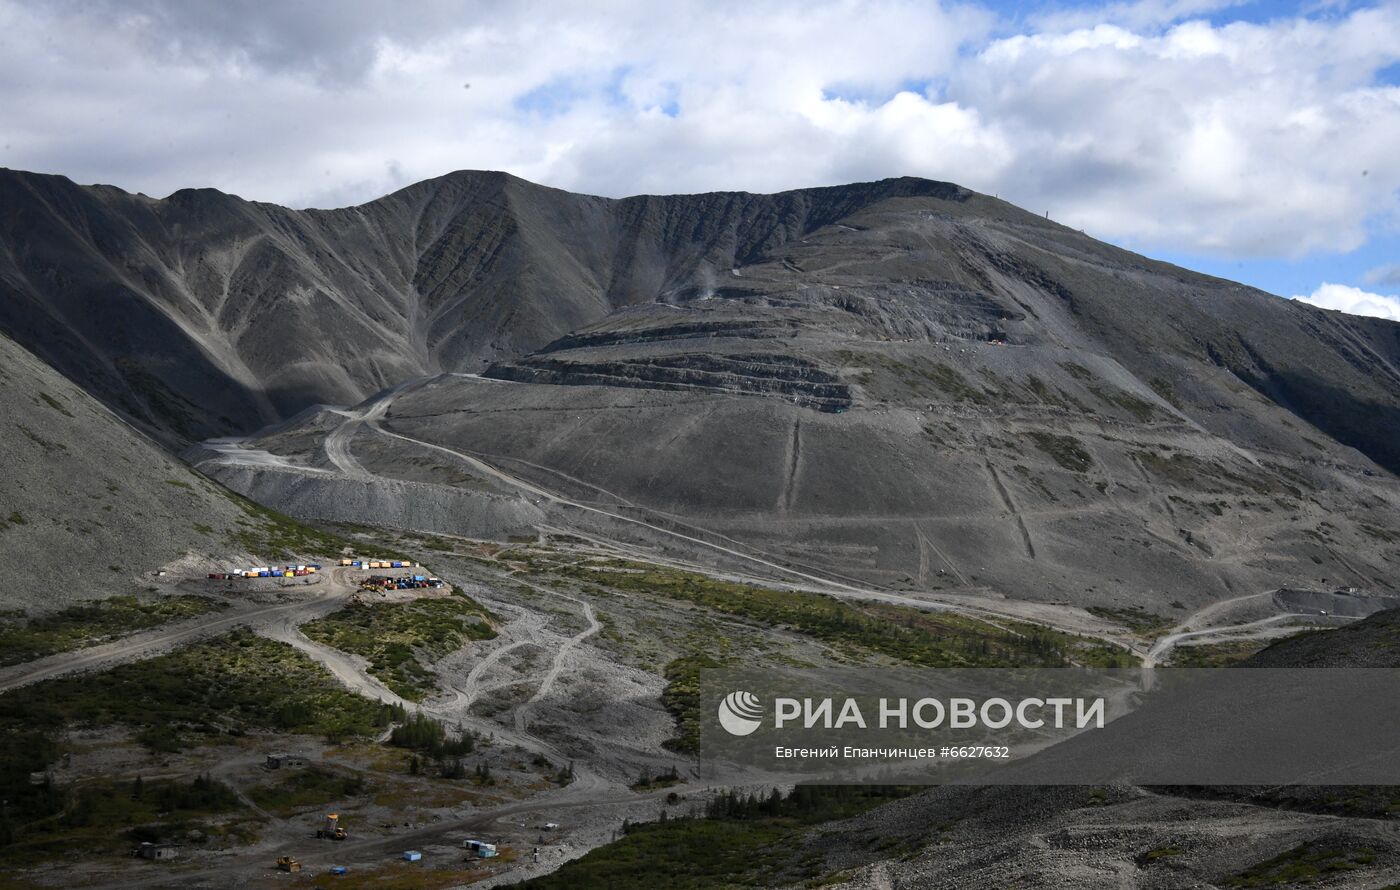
[276,856,301,872]
[317,813,348,840]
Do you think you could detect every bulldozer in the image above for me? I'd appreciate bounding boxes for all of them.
[317,813,348,841]
[276,856,301,872]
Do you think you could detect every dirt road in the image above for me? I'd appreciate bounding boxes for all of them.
[0,571,358,694]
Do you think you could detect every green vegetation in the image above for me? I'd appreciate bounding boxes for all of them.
[1060,361,1093,381]
[1090,385,1159,422]
[248,766,367,816]
[917,362,991,403]
[660,654,722,754]
[835,351,990,404]
[0,595,222,667]
[585,564,1135,753]
[223,489,360,558]
[1167,640,1268,667]
[522,785,917,889]
[387,712,477,758]
[630,765,682,791]
[1148,377,1182,409]
[302,594,498,700]
[1022,375,1090,412]
[0,630,396,854]
[1135,450,1300,498]
[1137,845,1185,867]
[1086,605,1173,637]
[1226,841,1375,887]
[38,391,74,416]
[1026,431,1094,472]
[0,628,396,747]
[560,561,1073,669]
[0,774,248,862]
[18,424,66,452]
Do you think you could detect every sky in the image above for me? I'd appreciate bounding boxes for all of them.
[1,0,1397,319]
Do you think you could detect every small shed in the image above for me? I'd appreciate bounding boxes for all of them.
[403,850,423,862]
[464,839,497,858]
[265,752,307,769]
[137,842,178,861]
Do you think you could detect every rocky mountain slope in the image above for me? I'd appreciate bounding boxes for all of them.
[5,167,1399,610]
[0,334,237,606]
[0,332,342,611]
[0,168,971,444]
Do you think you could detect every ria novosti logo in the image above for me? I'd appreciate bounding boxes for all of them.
[717,690,764,736]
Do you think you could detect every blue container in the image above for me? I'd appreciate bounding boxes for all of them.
[403,850,422,862]
[258,571,270,577]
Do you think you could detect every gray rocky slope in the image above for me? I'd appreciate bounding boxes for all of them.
[4,167,1399,610]
[0,332,285,607]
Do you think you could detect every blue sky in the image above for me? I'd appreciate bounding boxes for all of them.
[0,0,1397,318]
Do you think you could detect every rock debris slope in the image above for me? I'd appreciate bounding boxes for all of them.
[4,167,1399,608]
[0,333,263,607]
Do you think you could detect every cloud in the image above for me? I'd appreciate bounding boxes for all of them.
[1293,283,1400,321]
[1363,264,1400,287]
[1,0,1398,263]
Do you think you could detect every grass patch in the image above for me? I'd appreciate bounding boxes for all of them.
[1089,385,1158,422]
[290,862,496,889]
[223,489,360,558]
[1135,450,1299,498]
[302,594,498,701]
[1148,377,1182,409]
[560,562,1074,669]
[248,766,367,817]
[0,629,396,853]
[0,595,223,667]
[1225,841,1375,887]
[660,655,721,755]
[521,786,917,890]
[1060,362,1093,381]
[1086,606,1173,637]
[835,352,990,404]
[1136,845,1185,867]
[630,765,682,791]
[0,774,247,863]
[37,392,74,417]
[1026,431,1094,472]
[1167,640,1269,667]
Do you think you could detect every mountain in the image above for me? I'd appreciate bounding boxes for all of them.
[0,332,297,610]
[4,167,1400,609]
[0,168,974,444]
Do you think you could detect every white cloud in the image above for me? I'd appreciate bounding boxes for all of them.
[1293,283,1400,321]
[0,0,1398,262]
